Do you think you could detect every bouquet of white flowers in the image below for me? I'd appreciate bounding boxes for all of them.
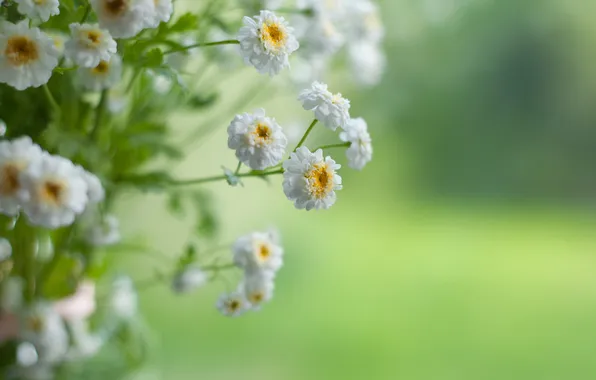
[0,0,384,378]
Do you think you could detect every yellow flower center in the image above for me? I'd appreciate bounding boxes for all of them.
[306,163,334,199]
[103,0,128,17]
[0,163,22,195]
[92,60,110,74]
[249,292,264,304]
[251,123,272,145]
[227,299,241,312]
[28,316,44,332]
[5,36,39,66]
[260,22,286,49]
[40,179,65,205]
[86,30,102,46]
[34,0,47,4]
[257,243,270,261]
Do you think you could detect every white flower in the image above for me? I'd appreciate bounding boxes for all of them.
[238,10,299,76]
[53,281,96,322]
[216,291,249,317]
[227,109,288,170]
[18,154,89,229]
[145,0,173,28]
[171,267,208,294]
[344,0,384,44]
[90,0,156,39]
[14,0,60,22]
[283,147,342,210]
[65,319,104,361]
[76,166,105,203]
[233,230,283,274]
[0,119,6,136]
[109,276,137,320]
[20,303,69,364]
[0,21,60,90]
[348,42,386,86]
[85,215,120,246]
[46,30,68,58]
[78,54,122,91]
[0,137,44,216]
[0,238,11,261]
[298,82,351,131]
[65,23,117,68]
[17,342,39,367]
[242,271,275,309]
[340,117,373,170]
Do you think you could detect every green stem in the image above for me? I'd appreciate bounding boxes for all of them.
[314,142,351,151]
[233,161,242,175]
[126,69,142,93]
[171,169,283,187]
[43,84,61,114]
[90,89,108,139]
[275,7,314,16]
[293,119,318,152]
[162,40,240,56]
[15,220,37,303]
[80,3,91,23]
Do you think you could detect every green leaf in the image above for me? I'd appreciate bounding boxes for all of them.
[116,171,173,192]
[144,48,164,68]
[169,13,198,32]
[42,255,83,300]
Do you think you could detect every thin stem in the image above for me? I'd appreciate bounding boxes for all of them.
[90,89,108,139]
[275,7,314,16]
[171,169,283,187]
[80,3,91,23]
[293,119,318,152]
[234,161,242,175]
[43,84,61,114]
[126,69,142,93]
[162,40,240,55]
[201,263,236,272]
[314,142,351,151]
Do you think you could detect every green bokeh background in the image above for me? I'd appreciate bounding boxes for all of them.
[119,0,596,378]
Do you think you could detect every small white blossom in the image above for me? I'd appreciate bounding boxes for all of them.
[145,0,173,29]
[216,291,249,317]
[20,303,69,364]
[46,30,68,58]
[283,146,342,210]
[16,342,39,367]
[298,82,351,131]
[0,21,60,90]
[109,276,137,320]
[238,10,299,76]
[14,0,60,22]
[242,271,275,309]
[0,238,11,261]
[348,42,386,86]
[78,54,122,91]
[90,0,156,39]
[0,137,44,216]
[86,215,120,246]
[340,117,373,170]
[18,154,89,229]
[233,230,283,274]
[65,23,117,68]
[227,108,288,170]
[171,267,208,294]
[344,0,384,44]
[0,119,6,136]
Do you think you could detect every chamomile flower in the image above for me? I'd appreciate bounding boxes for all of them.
[171,267,208,294]
[18,154,89,229]
[14,0,60,22]
[227,109,288,170]
[85,215,120,246]
[216,291,249,317]
[233,230,283,273]
[90,0,155,39]
[78,54,122,91]
[283,147,342,210]
[242,271,275,309]
[340,117,373,170]
[238,10,299,76]
[20,303,69,364]
[0,21,60,90]
[298,81,351,131]
[145,0,173,28]
[0,137,44,216]
[0,238,11,261]
[65,23,117,68]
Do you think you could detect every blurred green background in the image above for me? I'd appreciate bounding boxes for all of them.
[118,0,596,378]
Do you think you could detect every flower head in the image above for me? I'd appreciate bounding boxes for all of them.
[65,23,117,68]
[340,117,373,170]
[145,0,174,28]
[0,137,44,216]
[171,267,208,294]
[18,154,89,229]
[238,10,299,76]
[298,82,351,131]
[78,54,122,91]
[85,215,120,246]
[283,147,342,210]
[233,230,283,274]
[0,21,60,90]
[14,0,60,22]
[242,271,275,309]
[227,109,288,170]
[90,0,155,39]
[20,303,69,364]
[216,291,249,317]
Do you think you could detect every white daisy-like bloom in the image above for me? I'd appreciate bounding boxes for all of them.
[238,10,299,76]
[233,230,283,273]
[46,30,68,58]
[14,0,60,22]
[65,23,117,68]
[216,291,249,317]
[18,154,89,229]
[0,21,60,90]
[109,275,137,320]
[78,54,122,91]
[283,146,343,210]
[340,117,373,170]
[348,42,386,86]
[90,0,156,39]
[0,137,44,216]
[76,166,105,204]
[0,238,11,261]
[242,271,275,309]
[144,0,173,28]
[171,267,208,294]
[20,303,69,364]
[86,215,120,246]
[0,119,6,136]
[227,108,288,170]
[298,81,351,131]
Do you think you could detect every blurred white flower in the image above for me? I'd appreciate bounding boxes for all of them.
[16,341,39,367]
[348,42,386,86]
[283,147,342,210]
[18,154,89,229]
[0,119,6,136]
[76,166,105,204]
[216,291,249,317]
[107,89,128,114]
[109,276,137,320]
[78,54,122,91]
[242,271,275,309]
[0,238,12,261]
[65,23,117,68]
[46,30,68,58]
[238,10,299,76]
[0,21,60,90]
[20,303,69,364]
[145,0,173,28]
[53,281,96,322]
[90,0,155,39]
[0,136,44,216]
[171,267,208,294]
[14,0,60,22]
[65,319,104,361]
[344,0,384,44]
[233,230,283,273]
[227,108,288,170]
[86,215,121,246]
[340,117,373,170]
[298,81,351,131]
